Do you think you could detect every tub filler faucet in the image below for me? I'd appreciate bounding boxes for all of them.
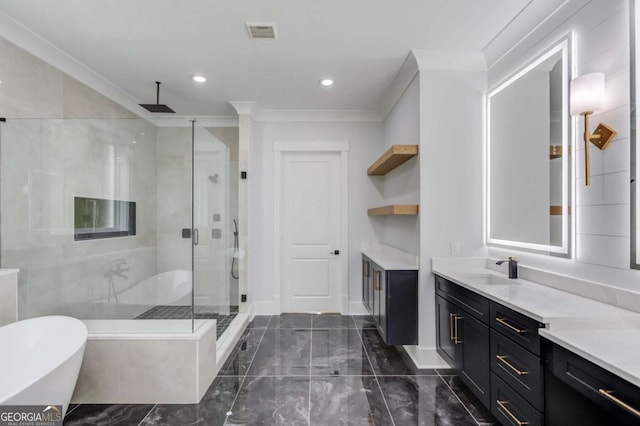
[105,258,129,303]
[496,257,518,279]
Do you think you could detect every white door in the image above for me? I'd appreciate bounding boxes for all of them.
[281,151,342,313]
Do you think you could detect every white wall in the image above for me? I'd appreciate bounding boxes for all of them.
[248,120,383,313]
[377,76,421,255]
[488,0,640,292]
[414,63,487,362]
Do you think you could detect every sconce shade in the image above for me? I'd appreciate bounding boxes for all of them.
[570,73,605,115]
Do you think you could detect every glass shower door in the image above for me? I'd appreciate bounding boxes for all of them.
[192,122,239,337]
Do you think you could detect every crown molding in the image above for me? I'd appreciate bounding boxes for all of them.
[253,109,382,122]
[0,10,153,120]
[483,0,589,71]
[229,101,257,116]
[150,116,239,128]
[377,51,420,121]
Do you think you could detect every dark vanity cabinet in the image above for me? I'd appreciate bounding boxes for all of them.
[361,255,418,345]
[435,275,545,425]
[545,341,640,426]
[435,276,491,407]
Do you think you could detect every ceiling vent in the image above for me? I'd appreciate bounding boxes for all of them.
[246,23,277,39]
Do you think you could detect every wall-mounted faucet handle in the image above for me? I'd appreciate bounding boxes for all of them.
[496,257,518,279]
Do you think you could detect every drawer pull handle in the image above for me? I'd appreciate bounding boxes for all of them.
[496,354,529,376]
[449,313,454,342]
[496,317,528,334]
[453,314,462,344]
[599,389,640,417]
[496,400,529,426]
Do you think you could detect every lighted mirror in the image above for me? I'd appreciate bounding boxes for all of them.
[487,36,573,256]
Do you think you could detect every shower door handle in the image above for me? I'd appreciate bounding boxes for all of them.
[193,228,199,245]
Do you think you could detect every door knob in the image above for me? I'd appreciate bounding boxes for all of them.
[330,250,340,255]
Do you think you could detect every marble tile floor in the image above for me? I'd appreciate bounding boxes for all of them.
[64,314,498,425]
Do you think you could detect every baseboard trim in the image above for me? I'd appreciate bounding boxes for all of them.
[252,301,277,315]
[402,345,452,369]
[348,301,369,315]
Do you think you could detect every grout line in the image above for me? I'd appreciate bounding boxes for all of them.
[64,404,80,418]
[136,404,157,426]
[351,316,396,426]
[223,315,272,426]
[436,372,482,426]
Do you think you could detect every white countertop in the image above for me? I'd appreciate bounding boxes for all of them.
[432,258,640,388]
[538,317,640,388]
[362,243,418,270]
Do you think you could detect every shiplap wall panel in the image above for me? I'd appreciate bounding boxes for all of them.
[488,0,640,290]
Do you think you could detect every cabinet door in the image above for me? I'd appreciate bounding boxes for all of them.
[459,312,491,407]
[377,269,386,340]
[436,295,460,369]
[372,265,379,324]
[362,257,371,311]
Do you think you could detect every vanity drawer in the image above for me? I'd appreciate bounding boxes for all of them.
[492,373,542,426]
[491,329,543,411]
[435,275,489,324]
[546,342,640,425]
[490,302,543,356]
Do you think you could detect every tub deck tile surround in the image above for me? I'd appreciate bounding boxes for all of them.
[65,314,497,425]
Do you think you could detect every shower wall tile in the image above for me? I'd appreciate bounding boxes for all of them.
[0,35,161,319]
[0,270,18,326]
[0,37,63,118]
[62,76,138,119]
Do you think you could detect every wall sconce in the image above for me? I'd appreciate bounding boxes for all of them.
[570,73,617,186]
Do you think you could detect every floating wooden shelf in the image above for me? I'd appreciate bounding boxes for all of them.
[368,145,418,176]
[549,145,570,159]
[368,205,419,216]
[550,205,571,215]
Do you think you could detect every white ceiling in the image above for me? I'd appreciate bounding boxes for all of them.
[0,0,542,116]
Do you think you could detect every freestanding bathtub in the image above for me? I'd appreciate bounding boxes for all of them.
[107,269,192,305]
[0,316,87,416]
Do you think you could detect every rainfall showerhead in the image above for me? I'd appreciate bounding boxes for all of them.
[139,81,175,113]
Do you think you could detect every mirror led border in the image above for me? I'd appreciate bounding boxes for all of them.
[486,34,575,256]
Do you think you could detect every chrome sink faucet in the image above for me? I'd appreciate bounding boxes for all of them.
[496,257,518,279]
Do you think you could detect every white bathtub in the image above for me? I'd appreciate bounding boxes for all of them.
[0,316,87,416]
[111,270,191,305]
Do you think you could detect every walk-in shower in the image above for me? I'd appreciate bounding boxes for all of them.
[0,117,240,339]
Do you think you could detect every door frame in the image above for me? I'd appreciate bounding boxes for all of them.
[273,140,349,314]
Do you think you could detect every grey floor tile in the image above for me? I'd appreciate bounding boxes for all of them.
[225,376,309,425]
[219,328,267,376]
[268,313,312,329]
[64,404,154,426]
[247,315,272,328]
[442,376,498,425]
[359,329,415,375]
[310,376,392,425]
[351,315,377,330]
[246,329,312,376]
[378,376,478,426]
[312,314,354,329]
[311,328,374,376]
[140,376,243,425]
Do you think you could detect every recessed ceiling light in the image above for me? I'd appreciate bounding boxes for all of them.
[320,79,334,87]
[193,75,207,83]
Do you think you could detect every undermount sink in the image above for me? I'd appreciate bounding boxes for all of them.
[461,274,520,286]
